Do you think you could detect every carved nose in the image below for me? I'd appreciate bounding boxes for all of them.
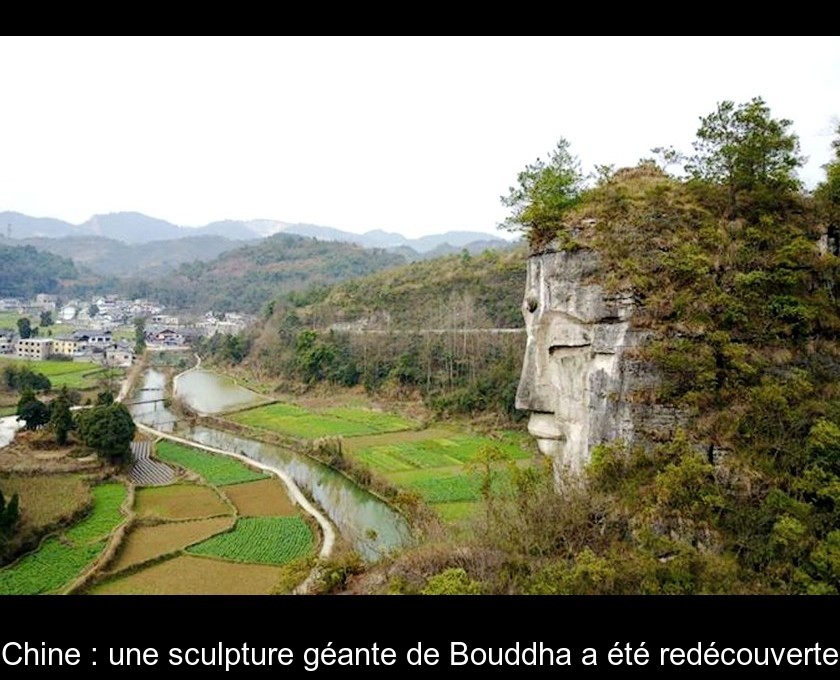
[515,335,552,413]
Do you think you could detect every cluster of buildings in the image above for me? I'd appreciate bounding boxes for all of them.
[2,329,136,367]
[0,294,254,366]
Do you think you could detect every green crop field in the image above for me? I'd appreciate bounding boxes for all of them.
[0,537,105,595]
[229,403,416,439]
[0,357,111,389]
[321,407,417,432]
[390,468,514,504]
[0,482,127,594]
[154,441,267,487]
[347,431,533,522]
[186,516,314,565]
[0,357,99,377]
[354,434,530,472]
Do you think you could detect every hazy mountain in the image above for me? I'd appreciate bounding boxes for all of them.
[278,223,508,253]
[194,220,266,240]
[18,235,242,277]
[80,212,187,243]
[0,212,78,239]
[1,210,509,254]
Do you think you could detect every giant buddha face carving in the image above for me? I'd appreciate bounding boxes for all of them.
[515,247,634,480]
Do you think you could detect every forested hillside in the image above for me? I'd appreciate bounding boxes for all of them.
[117,233,407,313]
[198,245,528,417]
[0,244,80,298]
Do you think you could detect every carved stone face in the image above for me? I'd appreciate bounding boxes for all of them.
[516,248,634,478]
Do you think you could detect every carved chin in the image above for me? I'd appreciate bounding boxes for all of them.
[535,437,565,459]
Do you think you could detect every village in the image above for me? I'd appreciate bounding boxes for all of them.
[0,293,252,367]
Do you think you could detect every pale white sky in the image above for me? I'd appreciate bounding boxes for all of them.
[1,36,838,239]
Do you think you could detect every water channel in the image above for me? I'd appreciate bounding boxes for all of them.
[129,368,413,561]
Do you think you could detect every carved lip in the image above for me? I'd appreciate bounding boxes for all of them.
[527,412,564,441]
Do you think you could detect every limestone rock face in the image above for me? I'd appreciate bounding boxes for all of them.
[516,243,668,479]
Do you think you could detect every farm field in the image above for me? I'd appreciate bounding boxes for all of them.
[88,442,316,593]
[89,554,284,595]
[229,402,417,439]
[222,478,296,517]
[224,386,535,524]
[0,473,91,535]
[0,356,112,389]
[134,484,231,520]
[108,517,234,572]
[155,441,268,486]
[343,429,534,522]
[186,516,314,565]
[0,482,127,594]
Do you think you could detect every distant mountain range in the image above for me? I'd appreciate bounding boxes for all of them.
[0,211,509,254]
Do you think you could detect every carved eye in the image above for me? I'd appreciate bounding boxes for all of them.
[526,296,538,313]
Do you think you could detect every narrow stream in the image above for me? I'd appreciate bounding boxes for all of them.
[129,368,413,561]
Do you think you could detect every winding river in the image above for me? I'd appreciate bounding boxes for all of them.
[129,368,413,561]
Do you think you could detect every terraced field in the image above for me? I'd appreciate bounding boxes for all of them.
[88,443,316,594]
[0,473,91,534]
[0,482,127,594]
[134,484,231,520]
[89,554,285,595]
[108,517,234,572]
[222,478,296,517]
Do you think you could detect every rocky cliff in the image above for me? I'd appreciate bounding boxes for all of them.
[515,243,678,479]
